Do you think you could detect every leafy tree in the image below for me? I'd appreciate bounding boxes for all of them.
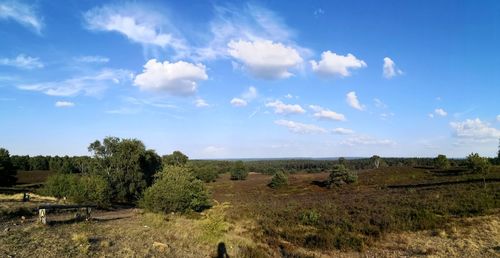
[162,151,188,166]
[434,154,450,169]
[268,170,288,189]
[0,148,16,186]
[230,160,248,180]
[338,157,346,166]
[141,166,211,213]
[327,165,357,188]
[41,173,79,198]
[192,164,219,183]
[370,155,381,169]
[466,153,490,187]
[88,137,161,203]
[29,155,49,170]
[10,155,30,171]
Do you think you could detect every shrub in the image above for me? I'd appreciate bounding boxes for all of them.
[230,161,248,180]
[41,174,112,207]
[466,153,490,174]
[268,170,288,189]
[0,148,16,186]
[299,210,321,225]
[328,165,357,187]
[141,166,211,213]
[192,165,218,183]
[434,154,450,169]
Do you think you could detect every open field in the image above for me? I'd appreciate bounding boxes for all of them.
[1,166,499,257]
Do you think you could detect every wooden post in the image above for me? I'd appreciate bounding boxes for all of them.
[85,207,92,221]
[22,193,30,202]
[39,209,47,225]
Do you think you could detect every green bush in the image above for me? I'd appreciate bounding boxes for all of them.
[192,165,218,183]
[230,161,248,180]
[41,174,111,207]
[141,166,211,213]
[434,154,450,169]
[328,165,357,187]
[299,210,321,225]
[268,170,288,189]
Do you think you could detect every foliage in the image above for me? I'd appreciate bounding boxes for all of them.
[191,164,219,183]
[268,170,288,189]
[0,148,16,186]
[299,210,321,225]
[141,166,211,213]
[466,153,490,174]
[434,154,450,169]
[370,155,381,169]
[230,160,248,180]
[88,137,161,203]
[327,165,357,187]
[162,151,188,166]
[41,173,111,207]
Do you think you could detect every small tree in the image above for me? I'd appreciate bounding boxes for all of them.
[338,157,346,166]
[370,155,381,169]
[434,154,450,169]
[230,161,248,180]
[268,170,288,189]
[162,151,189,166]
[141,166,211,213]
[466,153,490,187]
[327,165,357,188]
[0,148,16,186]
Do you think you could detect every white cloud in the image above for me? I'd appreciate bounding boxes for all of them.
[0,1,43,33]
[428,113,435,118]
[266,100,305,115]
[55,101,75,108]
[434,108,448,117]
[241,86,258,101]
[228,40,303,79]
[74,55,109,63]
[18,69,132,97]
[496,115,500,122]
[346,91,364,111]
[202,146,225,156]
[83,4,187,53]
[274,119,327,134]
[373,98,387,109]
[310,51,366,77]
[450,118,500,141]
[383,57,403,79]
[333,128,354,135]
[230,98,247,107]
[341,135,395,146]
[0,54,43,69]
[380,112,395,120]
[134,59,207,96]
[195,98,209,108]
[309,105,346,121]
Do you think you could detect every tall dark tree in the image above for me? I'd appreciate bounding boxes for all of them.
[88,137,161,202]
[0,148,17,186]
[434,154,450,169]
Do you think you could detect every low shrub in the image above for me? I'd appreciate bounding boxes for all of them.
[230,161,248,180]
[268,170,288,189]
[41,173,79,198]
[141,166,212,213]
[327,165,357,187]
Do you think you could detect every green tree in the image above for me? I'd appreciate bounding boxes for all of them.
[0,148,16,186]
[466,153,490,187]
[268,170,288,189]
[230,161,248,180]
[162,151,189,166]
[370,155,381,169]
[338,157,346,166]
[141,166,211,213]
[434,154,450,169]
[88,137,161,203]
[327,165,357,188]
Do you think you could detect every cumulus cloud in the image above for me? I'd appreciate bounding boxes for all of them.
[450,118,500,141]
[341,135,395,146]
[309,105,346,121]
[346,91,364,111]
[434,108,447,117]
[333,128,354,135]
[383,57,403,79]
[230,98,247,107]
[310,51,366,77]
[274,119,326,134]
[228,40,303,79]
[18,69,132,97]
[83,3,187,54]
[241,86,258,101]
[0,1,43,33]
[195,98,209,108]
[134,59,207,96]
[74,55,109,63]
[266,100,305,115]
[0,54,43,69]
[55,101,75,108]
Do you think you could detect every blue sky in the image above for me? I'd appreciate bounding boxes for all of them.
[1,0,499,158]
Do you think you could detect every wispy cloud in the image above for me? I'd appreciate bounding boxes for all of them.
[383,57,403,79]
[0,1,43,33]
[74,55,109,63]
[450,118,500,142]
[55,101,75,108]
[0,54,43,69]
[275,119,327,134]
[18,69,133,97]
[346,91,365,111]
[309,105,346,121]
[266,100,305,115]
